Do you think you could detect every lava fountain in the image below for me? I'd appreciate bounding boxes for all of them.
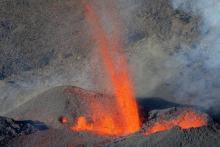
[70,0,208,137]
[71,0,140,136]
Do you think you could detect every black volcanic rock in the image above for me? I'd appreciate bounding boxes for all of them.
[0,116,48,146]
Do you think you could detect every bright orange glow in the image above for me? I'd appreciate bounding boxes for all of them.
[70,0,140,136]
[71,115,123,136]
[71,117,92,131]
[145,110,208,135]
[69,1,207,137]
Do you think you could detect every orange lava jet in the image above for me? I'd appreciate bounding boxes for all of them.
[70,1,208,137]
[71,0,140,136]
[145,110,208,135]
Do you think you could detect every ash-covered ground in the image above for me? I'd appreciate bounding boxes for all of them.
[1,0,220,146]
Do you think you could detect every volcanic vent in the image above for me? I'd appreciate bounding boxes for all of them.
[69,0,140,136]
[66,0,208,138]
[2,86,218,147]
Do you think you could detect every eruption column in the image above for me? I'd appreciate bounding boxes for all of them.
[71,0,141,136]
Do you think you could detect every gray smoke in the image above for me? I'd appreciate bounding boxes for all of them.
[170,0,220,116]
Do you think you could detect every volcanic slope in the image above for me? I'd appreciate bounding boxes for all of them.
[3,86,220,147]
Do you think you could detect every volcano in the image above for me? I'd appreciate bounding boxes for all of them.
[0,86,219,147]
[1,0,220,146]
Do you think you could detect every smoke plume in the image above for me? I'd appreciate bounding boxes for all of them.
[170,0,220,118]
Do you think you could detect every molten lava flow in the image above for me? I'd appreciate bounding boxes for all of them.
[145,110,208,135]
[71,0,140,136]
[72,117,92,131]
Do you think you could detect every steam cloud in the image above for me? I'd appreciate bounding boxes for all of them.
[170,0,220,118]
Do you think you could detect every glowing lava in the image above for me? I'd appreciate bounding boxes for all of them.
[70,0,208,137]
[145,110,208,135]
[71,0,140,136]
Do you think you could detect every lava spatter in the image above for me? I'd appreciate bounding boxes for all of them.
[71,0,140,136]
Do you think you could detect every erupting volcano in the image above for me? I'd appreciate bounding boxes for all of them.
[70,0,208,137]
[2,0,220,146]
[71,0,141,136]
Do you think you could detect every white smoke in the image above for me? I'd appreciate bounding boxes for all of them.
[172,0,220,68]
[171,0,220,118]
